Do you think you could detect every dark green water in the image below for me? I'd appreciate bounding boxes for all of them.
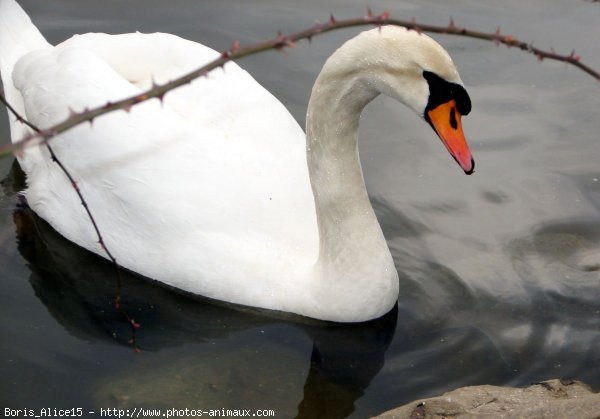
[1,0,599,417]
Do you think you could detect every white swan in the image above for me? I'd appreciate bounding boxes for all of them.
[0,0,473,322]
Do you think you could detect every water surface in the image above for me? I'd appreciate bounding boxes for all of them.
[1,0,599,417]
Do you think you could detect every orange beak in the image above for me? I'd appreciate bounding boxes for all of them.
[427,100,474,175]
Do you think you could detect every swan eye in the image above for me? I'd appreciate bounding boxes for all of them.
[422,71,471,117]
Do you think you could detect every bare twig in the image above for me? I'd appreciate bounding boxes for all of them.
[0,12,598,158]
[0,87,141,351]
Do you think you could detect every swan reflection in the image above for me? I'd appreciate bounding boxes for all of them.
[14,198,397,417]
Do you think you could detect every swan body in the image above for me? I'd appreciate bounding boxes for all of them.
[0,0,473,322]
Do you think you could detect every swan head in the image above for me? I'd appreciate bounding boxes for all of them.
[323,26,474,174]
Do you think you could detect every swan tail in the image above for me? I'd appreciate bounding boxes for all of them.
[0,0,50,141]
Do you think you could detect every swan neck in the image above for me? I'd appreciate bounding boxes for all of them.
[305,66,392,279]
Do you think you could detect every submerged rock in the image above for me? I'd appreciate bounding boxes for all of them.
[373,379,599,418]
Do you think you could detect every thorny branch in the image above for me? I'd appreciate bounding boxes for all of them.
[0,87,141,351]
[0,11,599,158]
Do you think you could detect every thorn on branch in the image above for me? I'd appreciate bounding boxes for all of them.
[410,17,422,34]
[374,12,390,32]
[366,6,374,19]
[150,80,166,105]
[274,31,295,50]
[80,107,94,125]
[569,49,581,61]
[494,26,502,46]
[275,31,284,50]
[329,13,336,24]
